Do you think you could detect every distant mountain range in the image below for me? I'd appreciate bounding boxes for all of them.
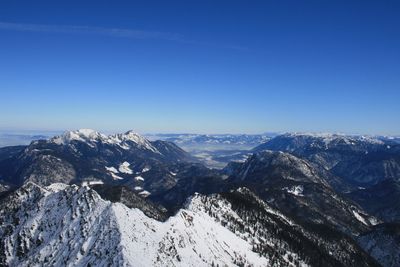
[145,133,275,168]
[147,133,274,147]
[253,133,400,188]
[0,133,52,147]
[1,129,400,266]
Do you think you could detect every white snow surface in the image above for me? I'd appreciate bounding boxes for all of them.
[110,173,124,180]
[138,190,151,197]
[135,176,145,181]
[105,166,119,174]
[50,129,160,153]
[284,132,384,146]
[284,185,304,196]
[1,183,271,267]
[81,180,104,186]
[118,162,133,174]
[107,130,160,153]
[51,129,107,147]
[141,167,150,173]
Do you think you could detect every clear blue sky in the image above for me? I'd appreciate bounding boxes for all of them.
[0,1,399,135]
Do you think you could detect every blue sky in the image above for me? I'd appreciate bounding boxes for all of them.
[0,1,399,135]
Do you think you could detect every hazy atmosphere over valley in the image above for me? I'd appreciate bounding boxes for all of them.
[1,1,400,267]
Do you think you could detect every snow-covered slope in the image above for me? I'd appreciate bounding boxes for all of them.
[0,183,268,267]
[0,183,379,267]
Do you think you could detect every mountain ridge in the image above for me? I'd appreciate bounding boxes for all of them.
[0,182,380,267]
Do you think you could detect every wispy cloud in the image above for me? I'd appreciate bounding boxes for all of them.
[0,21,183,41]
[0,21,247,50]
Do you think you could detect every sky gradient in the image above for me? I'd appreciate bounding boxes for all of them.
[1,1,399,135]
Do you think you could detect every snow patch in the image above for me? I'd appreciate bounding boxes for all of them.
[105,166,119,174]
[46,183,69,192]
[135,176,145,181]
[111,173,124,180]
[352,210,369,225]
[138,190,151,197]
[82,180,104,186]
[283,185,304,196]
[118,162,133,174]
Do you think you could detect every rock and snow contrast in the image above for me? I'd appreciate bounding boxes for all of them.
[118,162,133,174]
[253,133,400,189]
[1,130,400,266]
[51,129,159,153]
[0,129,195,189]
[0,183,266,267]
[0,183,379,267]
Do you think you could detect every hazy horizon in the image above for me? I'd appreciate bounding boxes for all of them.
[0,128,398,137]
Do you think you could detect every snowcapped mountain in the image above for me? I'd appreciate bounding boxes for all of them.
[0,129,195,190]
[0,182,379,267]
[0,129,229,214]
[51,129,165,153]
[1,129,399,266]
[253,133,400,189]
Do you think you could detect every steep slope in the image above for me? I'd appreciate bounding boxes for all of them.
[348,179,400,222]
[254,133,400,189]
[225,150,379,235]
[0,182,267,266]
[0,183,378,267]
[91,184,168,221]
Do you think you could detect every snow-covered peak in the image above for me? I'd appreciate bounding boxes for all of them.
[0,183,270,266]
[116,130,152,144]
[75,129,101,138]
[281,132,384,146]
[50,129,160,153]
[107,130,159,152]
[51,129,106,145]
[1,182,378,267]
